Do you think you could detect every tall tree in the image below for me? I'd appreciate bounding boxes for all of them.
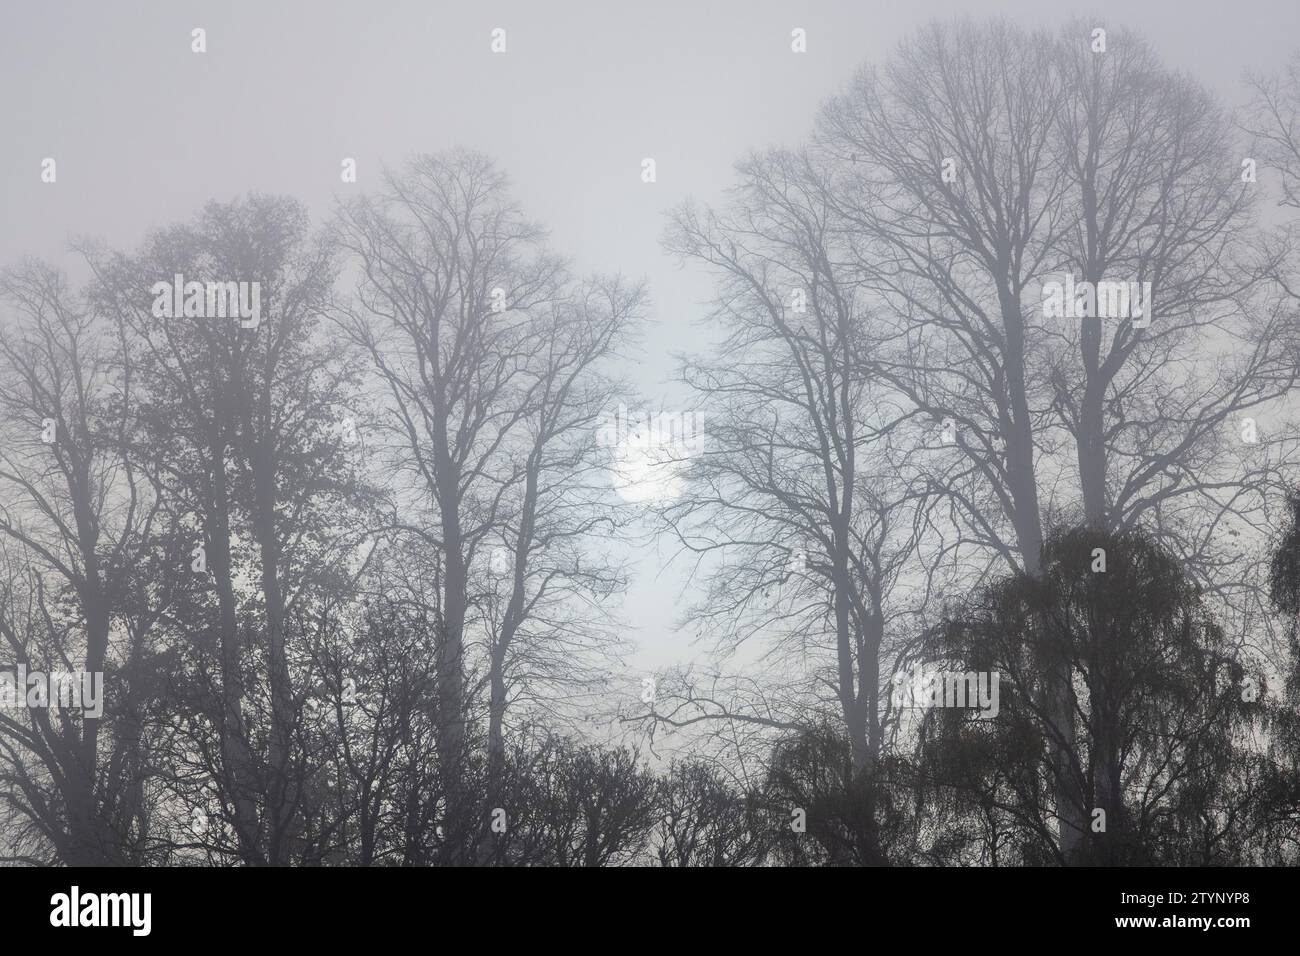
[654,149,938,864]
[816,18,1300,855]
[0,261,160,864]
[89,195,366,864]
[333,150,642,858]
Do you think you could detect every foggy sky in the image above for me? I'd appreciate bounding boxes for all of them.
[3,0,1298,676]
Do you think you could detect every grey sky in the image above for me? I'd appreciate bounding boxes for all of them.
[3,0,1298,678]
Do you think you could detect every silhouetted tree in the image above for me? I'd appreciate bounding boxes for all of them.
[918,527,1267,864]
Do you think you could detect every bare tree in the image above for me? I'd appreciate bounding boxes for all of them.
[0,260,165,864]
[333,150,643,858]
[1244,53,1300,215]
[87,195,367,865]
[655,759,767,866]
[651,149,938,864]
[815,19,1300,858]
[480,274,642,797]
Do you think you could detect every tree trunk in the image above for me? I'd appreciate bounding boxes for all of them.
[209,440,266,865]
